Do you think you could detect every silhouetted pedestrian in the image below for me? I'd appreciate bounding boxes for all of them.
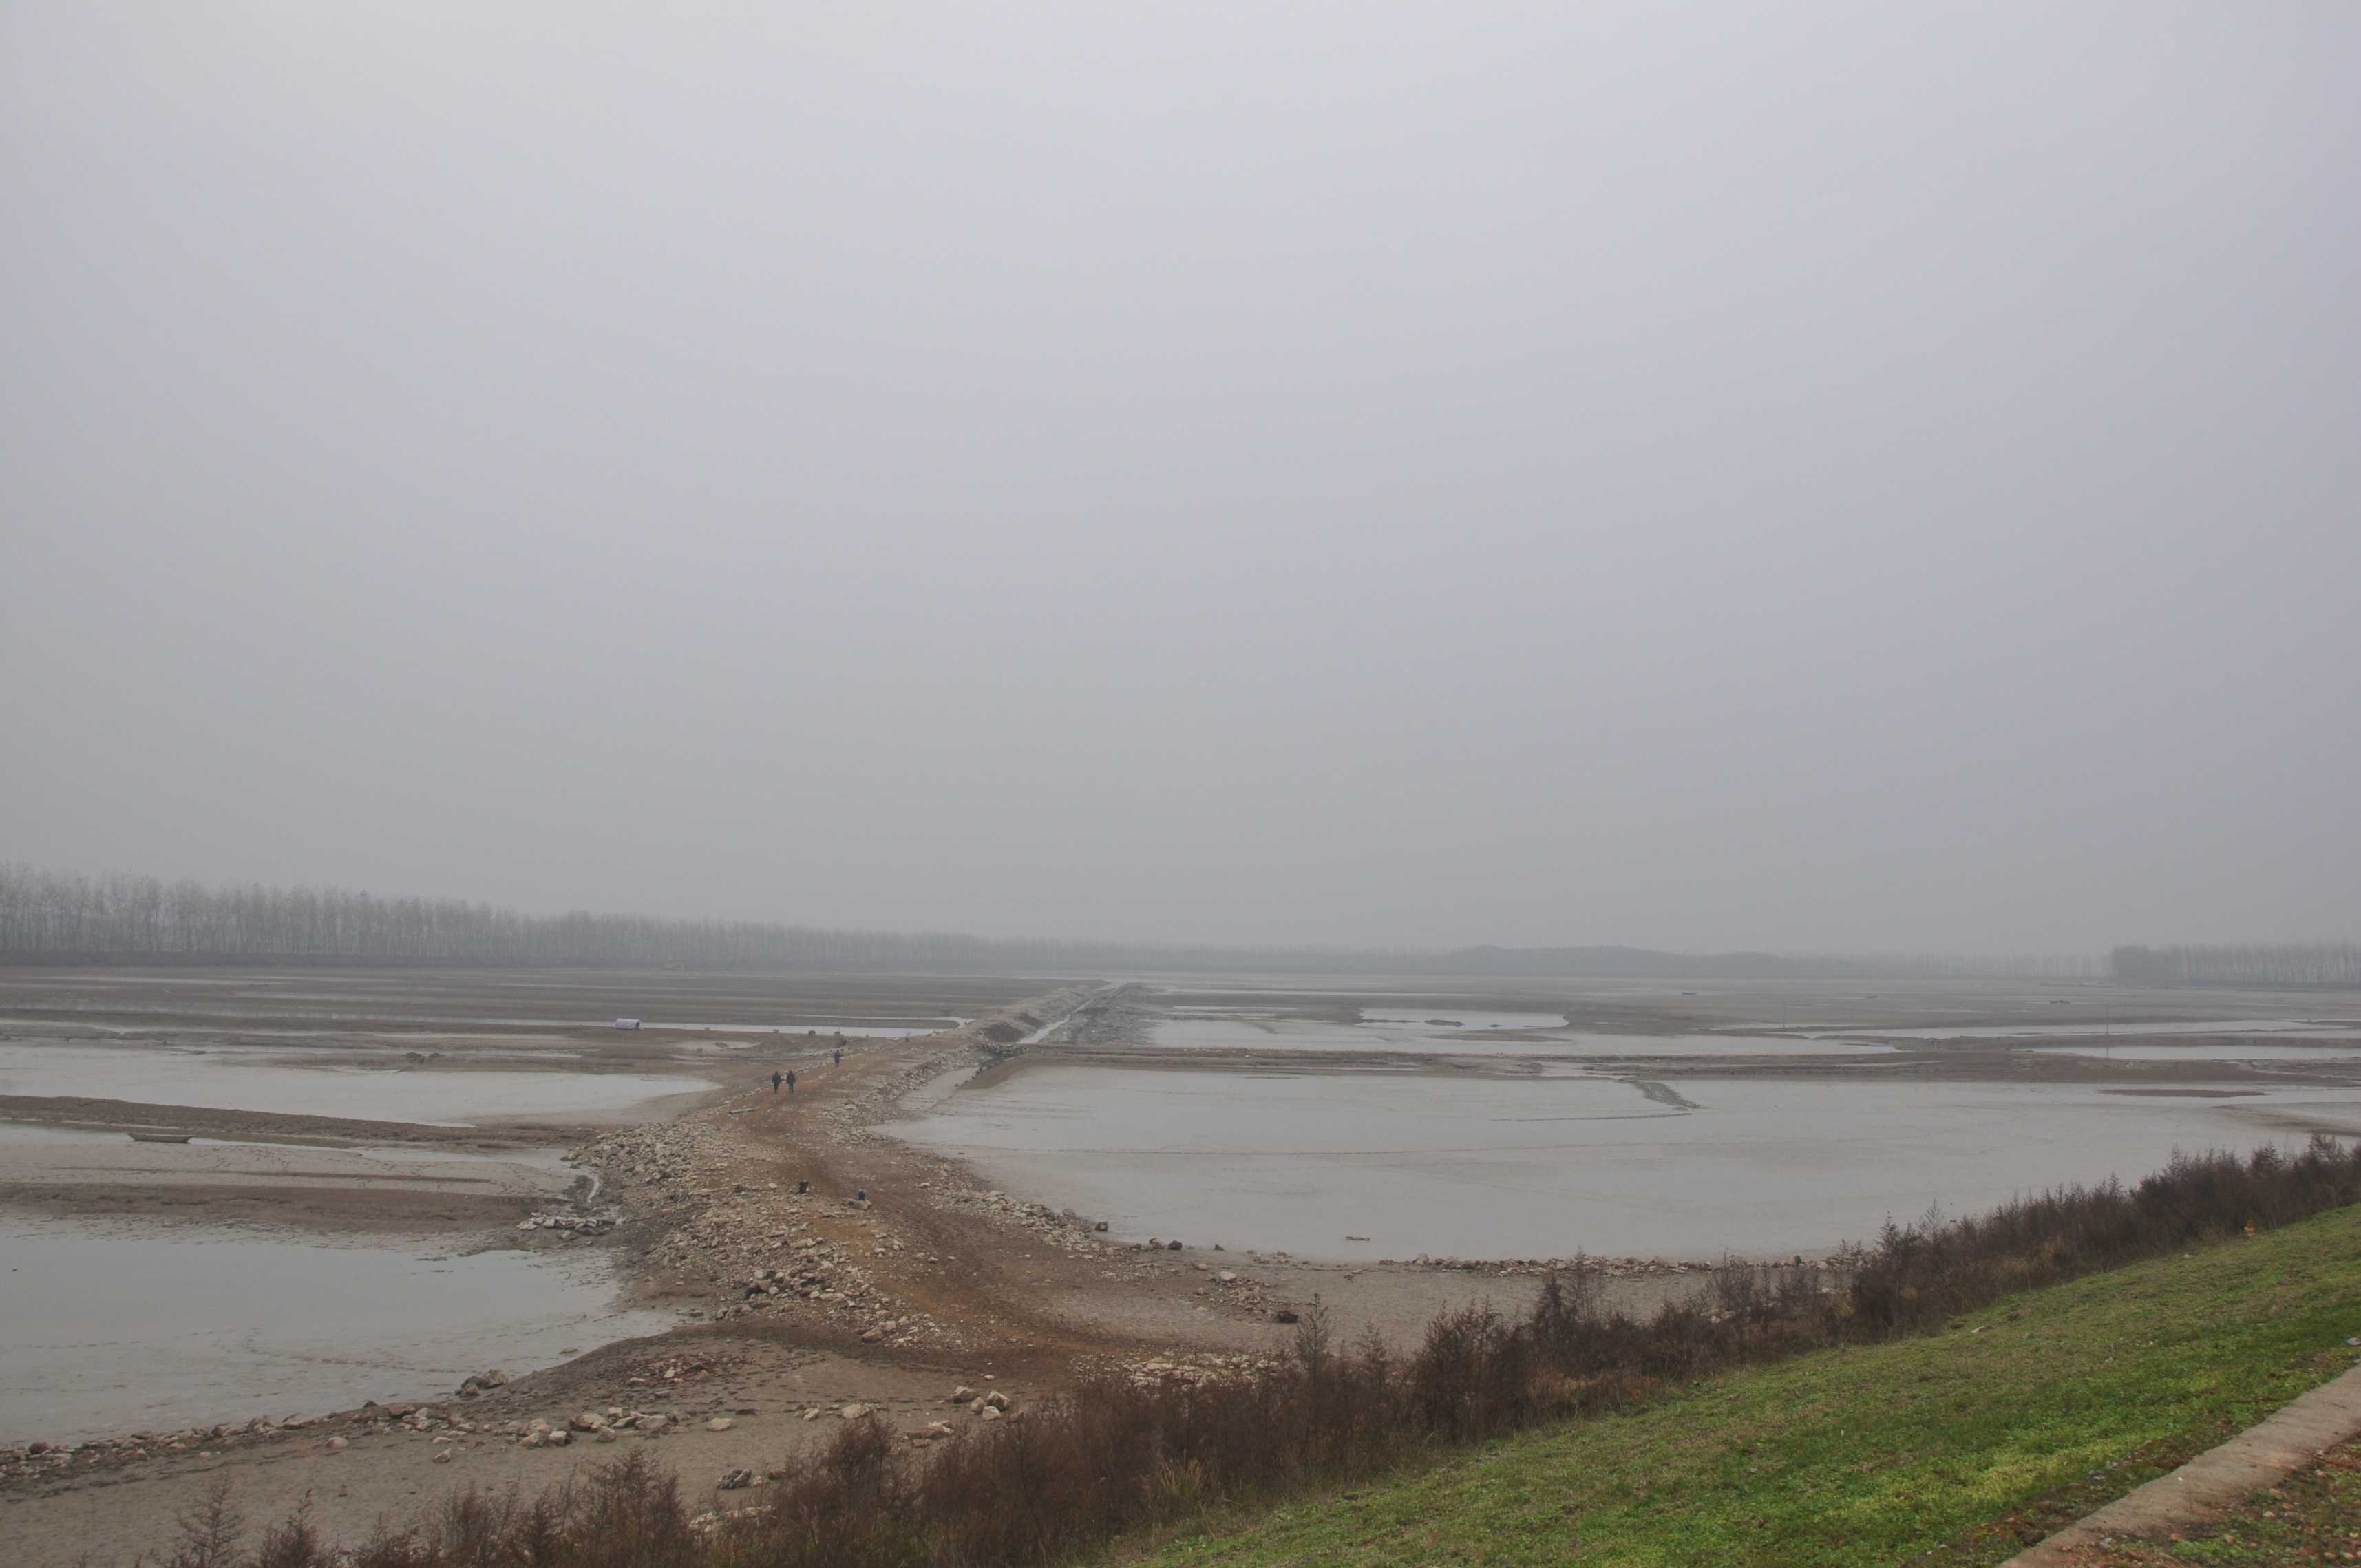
[771,1070,781,1093]
[785,1070,796,1094]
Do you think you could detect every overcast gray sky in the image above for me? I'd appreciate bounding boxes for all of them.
[3,3,2355,954]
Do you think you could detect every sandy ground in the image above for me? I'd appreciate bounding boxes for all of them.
[6,968,2358,1565]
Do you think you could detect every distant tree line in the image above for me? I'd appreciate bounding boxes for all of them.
[0,865,1045,970]
[2110,942,2361,988]
[0,862,2097,978]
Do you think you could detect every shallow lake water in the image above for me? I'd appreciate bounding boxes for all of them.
[1152,1017,1889,1057]
[0,1221,671,1443]
[0,1043,712,1125]
[885,1066,2361,1263]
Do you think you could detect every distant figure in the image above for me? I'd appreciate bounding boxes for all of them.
[771,1070,781,1093]
[786,1070,796,1094]
[832,1047,842,1067]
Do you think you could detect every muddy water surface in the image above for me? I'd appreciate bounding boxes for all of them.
[885,1066,2361,1263]
[0,1222,670,1444]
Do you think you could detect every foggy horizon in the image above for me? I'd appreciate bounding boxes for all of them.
[4,856,2128,968]
[6,4,2358,955]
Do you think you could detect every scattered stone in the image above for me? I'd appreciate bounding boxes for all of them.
[705,1417,734,1432]
[717,1468,755,1490]
[840,1403,871,1420]
[326,1436,348,1452]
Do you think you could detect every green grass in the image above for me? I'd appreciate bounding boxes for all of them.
[1121,1207,2361,1567]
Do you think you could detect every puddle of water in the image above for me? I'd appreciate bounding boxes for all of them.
[884,1066,2361,1262]
[0,1044,711,1126]
[0,1222,670,1444]
[1359,1010,1574,1031]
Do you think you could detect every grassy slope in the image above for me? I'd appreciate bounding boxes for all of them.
[1126,1207,2361,1567]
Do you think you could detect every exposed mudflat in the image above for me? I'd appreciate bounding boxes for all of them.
[9,966,2361,1566]
[0,1041,712,1125]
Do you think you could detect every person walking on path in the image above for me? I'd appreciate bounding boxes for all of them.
[771,1070,781,1093]
[785,1070,796,1094]
[832,1047,842,1068]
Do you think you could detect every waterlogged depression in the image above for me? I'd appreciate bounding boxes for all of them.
[0,1025,715,1443]
[887,1065,2361,1262]
[0,1221,672,1443]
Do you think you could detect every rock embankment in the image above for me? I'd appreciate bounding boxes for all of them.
[2,1354,766,1482]
[564,988,1099,1349]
